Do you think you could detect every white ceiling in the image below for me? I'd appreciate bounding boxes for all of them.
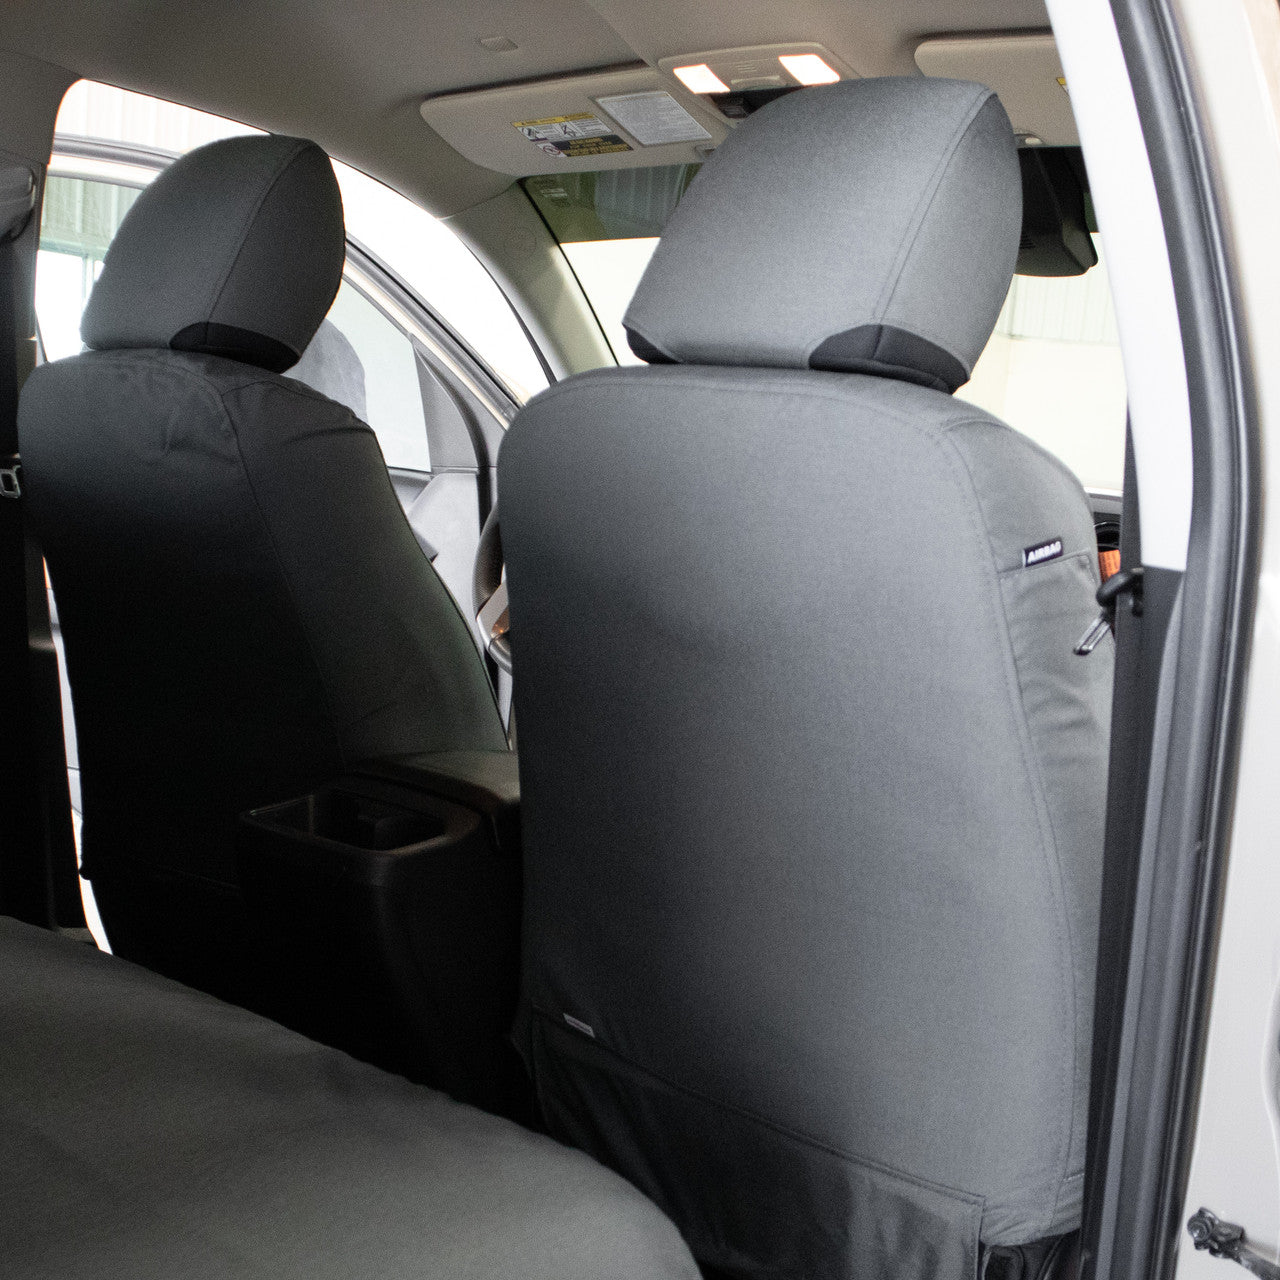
[0,0,1050,215]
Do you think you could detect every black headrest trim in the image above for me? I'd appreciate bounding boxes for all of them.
[808,325,968,393]
[625,328,676,365]
[170,322,298,374]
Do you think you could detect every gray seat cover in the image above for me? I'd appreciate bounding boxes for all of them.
[0,916,697,1279]
[499,79,1113,1279]
[17,135,506,997]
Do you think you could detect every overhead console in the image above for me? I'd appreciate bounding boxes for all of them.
[421,65,728,177]
[427,31,1096,278]
[419,42,854,176]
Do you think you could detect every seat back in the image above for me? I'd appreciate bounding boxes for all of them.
[18,136,505,994]
[500,79,1112,1279]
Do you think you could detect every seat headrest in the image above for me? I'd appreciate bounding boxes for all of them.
[624,78,1022,393]
[81,135,345,373]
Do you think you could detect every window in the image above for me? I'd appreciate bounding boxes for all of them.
[49,80,548,403]
[302,281,430,472]
[36,174,138,362]
[524,162,1128,494]
[957,240,1125,493]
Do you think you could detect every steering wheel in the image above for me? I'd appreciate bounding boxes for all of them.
[473,502,512,674]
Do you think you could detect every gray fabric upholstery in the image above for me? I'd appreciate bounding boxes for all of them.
[0,916,698,1279]
[18,134,507,1002]
[624,78,1021,392]
[20,349,507,990]
[291,317,368,418]
[81,134,344,370]
[501,77,1111,1280]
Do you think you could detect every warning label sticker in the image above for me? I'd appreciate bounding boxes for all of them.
[512,113,632,159]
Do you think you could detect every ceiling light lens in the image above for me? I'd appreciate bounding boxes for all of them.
[673,64,731,95]
[778,53,840,86]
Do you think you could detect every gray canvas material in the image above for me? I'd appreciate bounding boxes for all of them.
[81,134,344,367]
[19,348,507,993]
[624,78,1021,392]
[500,75,1110,1279]
[19,131,508,999]
[0,916,698,1280]
[502,367,1112,1277]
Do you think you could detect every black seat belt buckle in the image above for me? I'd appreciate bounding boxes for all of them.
[0,452,20,499]
[1075,566,1144,656]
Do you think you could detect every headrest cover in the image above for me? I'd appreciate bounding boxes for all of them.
[624,78,1022,393]
[82,135,344,372]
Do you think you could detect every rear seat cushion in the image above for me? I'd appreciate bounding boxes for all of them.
[0,917,697,1280]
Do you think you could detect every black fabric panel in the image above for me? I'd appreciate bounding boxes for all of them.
[625,327,677,365]
[808,324,967,392]
[171,321,298,373]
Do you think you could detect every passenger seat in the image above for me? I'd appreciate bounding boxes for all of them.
[500,77,1113,1280]
[17,135,509,1008]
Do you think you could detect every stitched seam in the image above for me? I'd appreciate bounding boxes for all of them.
[942,414,1095,503]
[530,1006,991,1208]
[214,384,350,773]
[938,427,1083,1236]
[514,372,1087,1233]
[228,374,505,743]
[201,140,313,322]
[875,96,993,350]
[870,89,991,323]
[1000,549,1095,579]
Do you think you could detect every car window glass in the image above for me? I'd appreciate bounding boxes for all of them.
[35,174,139,361]
[330,163,549,404]
[957,236,1125,493]
[52,79,549,403]
[294,281,430,472]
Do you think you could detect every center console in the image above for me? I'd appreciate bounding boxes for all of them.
[236,749,527,1119]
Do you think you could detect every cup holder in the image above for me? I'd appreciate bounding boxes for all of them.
[255,787,446,852]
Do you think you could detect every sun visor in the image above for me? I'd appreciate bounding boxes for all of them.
[420,67,729,177]
[915,33,1078,146]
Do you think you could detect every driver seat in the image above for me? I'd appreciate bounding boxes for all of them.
[500,78,1113,1279]
[18,134,507,1004]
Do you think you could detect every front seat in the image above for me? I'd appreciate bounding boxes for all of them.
[499,79,1112,1279]
[18,134,507,1001]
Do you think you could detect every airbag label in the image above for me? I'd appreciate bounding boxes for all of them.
[1023,537,1064,567]
[512,113,632,159]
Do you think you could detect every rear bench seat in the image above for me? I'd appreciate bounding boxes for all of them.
[0,917,698,1279]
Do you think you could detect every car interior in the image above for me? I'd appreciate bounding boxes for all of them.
[0,1,1232,1278]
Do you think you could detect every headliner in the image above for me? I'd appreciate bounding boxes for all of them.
[0,0,1048,215]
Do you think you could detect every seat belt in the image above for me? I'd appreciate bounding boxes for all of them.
[1080,430,1158,1277]
[0,163,84,930]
